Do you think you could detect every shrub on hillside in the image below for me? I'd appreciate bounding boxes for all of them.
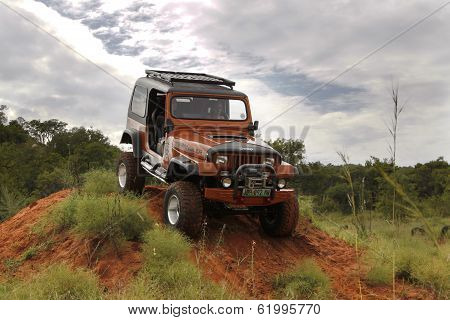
[0,264,102,300]
[74,195,152,243]
[364,236,449,298]
[82,169,117,195]
[48,192,152,247]
[34,166,76,198]
[50,194,78,231]
[122,228,230,299]
[273,259,332,299]
[366,263,391,286]
[0,186,28,221]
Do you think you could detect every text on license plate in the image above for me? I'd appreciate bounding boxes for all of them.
[242,188,271,197]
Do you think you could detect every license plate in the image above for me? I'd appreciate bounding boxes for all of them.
[242,188,271,197]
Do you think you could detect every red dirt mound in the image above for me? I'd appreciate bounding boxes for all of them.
[0,187,434,299]
[0,190,142,291]
[145,186,434,300]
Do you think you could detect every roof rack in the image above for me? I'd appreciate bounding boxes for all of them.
[145,70,235,89]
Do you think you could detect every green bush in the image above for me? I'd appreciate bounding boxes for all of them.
[142,227,191,263]
[82,169,117,195]
[34,167,76,198]
[366,263,391,286]
[122,228,230,299]
[298,195,315,221]
[0,264,102,300]
[364,234,449,298]
[50,194,78,231]
[273,259,332,299]
[0,186,28,221]
[74,195,152,242]
[48,192,152,247]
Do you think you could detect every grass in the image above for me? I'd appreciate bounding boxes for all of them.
[0,264,102,300]
[2,240,55,274]
[47,194,78,231]
[45,169,153,247]
[27,169,154,270]
[82,169,117,195]
[273,258,332,299]
[119,227,231,300]
[73,194,152,242]
[313,210,450,298]
[298,195,315,222]
[44,193,153,253]
[1,169,232,300]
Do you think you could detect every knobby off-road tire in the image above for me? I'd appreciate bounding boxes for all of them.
[163,181,204,238]
[259,195,299,237]
[117,152,145,195]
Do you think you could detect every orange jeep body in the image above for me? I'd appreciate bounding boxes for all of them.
[120,70,297,207]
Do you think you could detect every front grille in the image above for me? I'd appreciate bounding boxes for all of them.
[215,153,280,171]
[229,154,262,170]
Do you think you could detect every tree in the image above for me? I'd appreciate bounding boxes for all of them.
[267,138,305,166]
[49,127,110,157]
[0,120,28,144]
[0,105,7,125]
[24,119,67,144]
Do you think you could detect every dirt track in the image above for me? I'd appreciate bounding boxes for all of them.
[145,186,433,299]
[0,187,434,299]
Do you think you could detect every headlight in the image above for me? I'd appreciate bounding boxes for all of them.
[277,178,287,189]
[264,157,275,166]
[222,177,232,188]
[216,155,228,165]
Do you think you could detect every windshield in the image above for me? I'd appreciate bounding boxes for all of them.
[171,97,247,121]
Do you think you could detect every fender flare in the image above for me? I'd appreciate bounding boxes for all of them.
[167,156,199,181]
[119,129,141,158]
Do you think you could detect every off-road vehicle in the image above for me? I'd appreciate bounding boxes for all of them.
[117,70,299,237]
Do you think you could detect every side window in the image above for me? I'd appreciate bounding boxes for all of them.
[131,85,147,117]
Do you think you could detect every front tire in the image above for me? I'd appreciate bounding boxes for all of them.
[163,181,204,237]
[260,196,299,237]
[117,152,145,195]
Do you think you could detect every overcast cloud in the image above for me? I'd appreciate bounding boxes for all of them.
[0,0,449,164]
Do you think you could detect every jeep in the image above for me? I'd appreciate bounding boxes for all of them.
[117,70,299,237]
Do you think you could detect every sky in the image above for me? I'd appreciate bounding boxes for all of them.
[0,0,449,165]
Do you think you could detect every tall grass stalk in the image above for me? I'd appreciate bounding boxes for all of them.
[386,81,406,299]
[379,170,441,251]
[250,240,256,294]
[337,152,363,299]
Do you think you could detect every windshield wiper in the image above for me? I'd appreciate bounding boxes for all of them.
[209,135,247,140]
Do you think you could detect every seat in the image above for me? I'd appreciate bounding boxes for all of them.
[151,109,165,154]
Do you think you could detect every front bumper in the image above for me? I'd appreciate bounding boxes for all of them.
[204,188,295,206]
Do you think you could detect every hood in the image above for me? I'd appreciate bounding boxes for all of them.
[206,141,281,161]
[171,128,280,161]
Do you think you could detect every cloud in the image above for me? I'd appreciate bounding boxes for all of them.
[1,0,449,165]
[0,3,132,144]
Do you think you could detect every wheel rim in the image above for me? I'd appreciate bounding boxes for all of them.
[118,163,127,188]
[167,195,180,225]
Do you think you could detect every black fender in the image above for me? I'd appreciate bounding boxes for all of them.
[166,156,199,181]
[119,129,141,158]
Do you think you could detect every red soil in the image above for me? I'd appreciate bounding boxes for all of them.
[145,186,434,299]
[0,187,434,299]
[0,190,142,291]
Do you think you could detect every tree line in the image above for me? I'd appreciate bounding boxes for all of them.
[268,138,449,218]
[0,105,119,220]
[1,104,448,220]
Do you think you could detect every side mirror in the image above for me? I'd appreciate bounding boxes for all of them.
[248,121,259,131]
[248,121,259,136]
